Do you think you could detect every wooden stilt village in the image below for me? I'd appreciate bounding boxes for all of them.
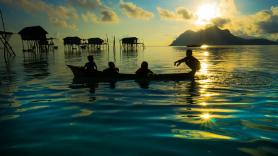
[0,9,145,63]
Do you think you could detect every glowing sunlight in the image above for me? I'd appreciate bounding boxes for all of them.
[203,51,209,56]
[201,44,209,49]
[196,4,220,25]
[201,113,211,120]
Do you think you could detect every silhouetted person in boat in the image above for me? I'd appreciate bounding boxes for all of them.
[84,55,98,73]
[136,61,153,77]
[174,49,201,75]
[103,62,119,76]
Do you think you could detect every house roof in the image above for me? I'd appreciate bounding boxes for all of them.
[18,26,48,35]
[63,36,81,40]
[88,38,103,41]
[121,37,138,40]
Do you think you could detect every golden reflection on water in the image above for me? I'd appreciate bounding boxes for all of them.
[203,51,209,56]
[15,105,49,113]
[184,108,238,113]
[173,74,235,138]
[200,62,208,75]
[200,102,207,106]
[200,113,211,120]
[172,129,233,140]
[200,44,209,49]
[173,57,234,135]
[72,108,94,118]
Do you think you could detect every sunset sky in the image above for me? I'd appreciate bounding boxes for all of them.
[1,0,277,46]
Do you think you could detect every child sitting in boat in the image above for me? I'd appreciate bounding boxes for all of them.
[103,62,119,75]
[174,49,200,75]
[84,55,98,73]
[136,61,154,77]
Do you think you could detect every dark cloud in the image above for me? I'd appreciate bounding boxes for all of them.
[100,10,119,23]
[176,8,192,20]
[258,14,278,33]
[222,6,278,42]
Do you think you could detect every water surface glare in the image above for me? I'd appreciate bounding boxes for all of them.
[0,44,278,156]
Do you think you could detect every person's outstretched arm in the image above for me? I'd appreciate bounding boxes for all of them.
[174,57,186,66]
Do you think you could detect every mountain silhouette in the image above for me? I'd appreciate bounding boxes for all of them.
[170,26,278,46]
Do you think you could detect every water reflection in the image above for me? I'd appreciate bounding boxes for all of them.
[64,50,82,59]
[120,49,139,65]
[239,146,278,156]
[87,48,103,55]
[0,56,17,84]
[174,78,219,127]
[121,49,138,56]
[186,80,200,105]
[203,51,209,56]
[171,129,233,140]
[72,108,94,118]
[0,114,20,121]
[23,58,49,78]
[135,80,150,89]
[1,44,277,155]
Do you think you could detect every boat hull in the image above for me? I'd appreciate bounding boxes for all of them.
[67,65,194,83]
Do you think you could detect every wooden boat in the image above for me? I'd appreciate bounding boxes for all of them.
[67,65,194,82]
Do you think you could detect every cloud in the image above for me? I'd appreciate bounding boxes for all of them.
[259,16,278,33]
[219,0,239,17]
[81,10,119,23]
[68,0,119,23]
[100,10,119,23]
[81,12,98,23]
[257,7,278,33]
[194,0,277,40]
[219,6,278,40]
[0,0,119,26]
[1,0,78,30]
[211,17,230,27]
[157,7,177,20]
[157,7,192,20]
[176,8,192,19]
[67,0,103,10]
[120,0,154,20]
[193,0,277,40]
[50,17,77,30]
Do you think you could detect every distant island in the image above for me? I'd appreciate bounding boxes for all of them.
[170,26,278,46]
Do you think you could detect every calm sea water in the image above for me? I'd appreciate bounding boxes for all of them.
[0,39,277,155]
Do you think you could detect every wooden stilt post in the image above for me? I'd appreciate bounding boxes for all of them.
[0,9,15,56]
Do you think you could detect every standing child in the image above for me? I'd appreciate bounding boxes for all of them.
[174,49,200,75]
